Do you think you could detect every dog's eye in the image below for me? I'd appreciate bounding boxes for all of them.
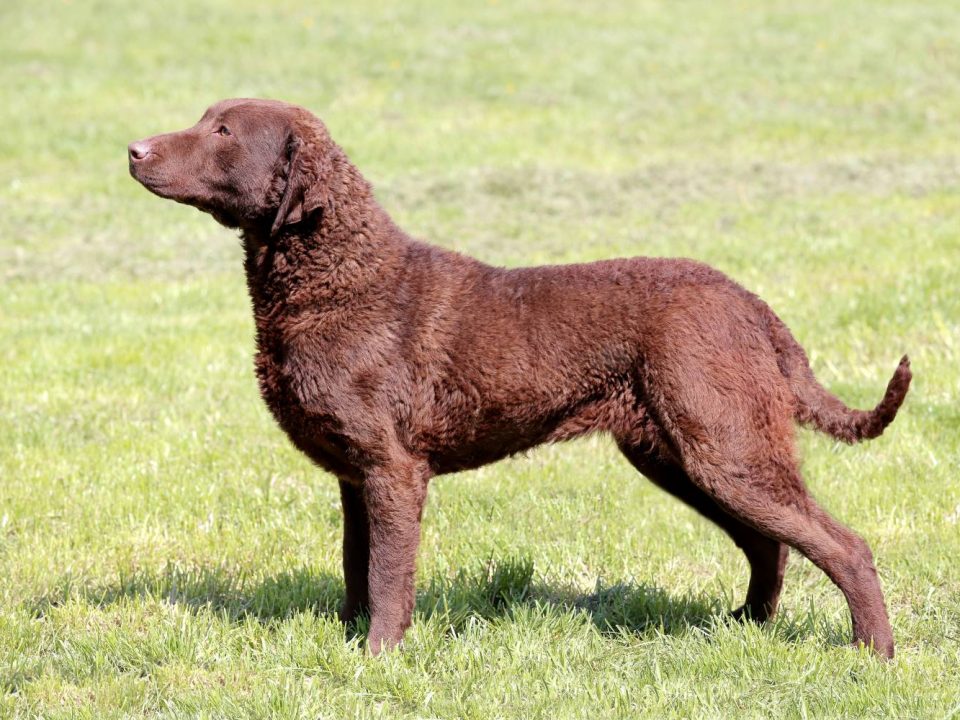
[216,125,231,137]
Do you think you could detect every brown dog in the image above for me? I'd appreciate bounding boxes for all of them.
[129,99,911,657]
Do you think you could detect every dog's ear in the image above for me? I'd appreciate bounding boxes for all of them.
[271,131,330,235]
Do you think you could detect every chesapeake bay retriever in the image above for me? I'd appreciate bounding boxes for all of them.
[129,99,911,658]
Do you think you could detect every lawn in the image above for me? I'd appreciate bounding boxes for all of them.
[1,0,959,717]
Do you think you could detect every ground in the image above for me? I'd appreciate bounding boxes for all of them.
[1,1,959,717]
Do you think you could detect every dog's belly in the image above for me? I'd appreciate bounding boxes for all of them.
[425,426,550,474]
[423,393,667,475]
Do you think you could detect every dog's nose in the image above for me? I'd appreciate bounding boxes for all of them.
[128,140,153,161]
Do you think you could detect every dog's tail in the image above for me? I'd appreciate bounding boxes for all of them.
[764,308,912,443]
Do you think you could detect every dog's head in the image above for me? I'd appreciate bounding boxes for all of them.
[129,98,333,233]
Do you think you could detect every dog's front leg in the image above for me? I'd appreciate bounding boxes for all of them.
[362,460,430,655]
[338,479,370,624]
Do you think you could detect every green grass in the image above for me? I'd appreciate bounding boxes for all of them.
[2,0,960,717]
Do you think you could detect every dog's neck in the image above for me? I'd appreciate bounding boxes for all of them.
[240,168,406,322]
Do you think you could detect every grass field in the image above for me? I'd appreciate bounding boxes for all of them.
[2,1,960,717]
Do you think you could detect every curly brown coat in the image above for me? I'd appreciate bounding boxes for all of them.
[129,99,911,658]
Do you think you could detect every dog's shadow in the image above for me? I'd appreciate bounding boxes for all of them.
[415,556,729,639]
[29,557,827,645]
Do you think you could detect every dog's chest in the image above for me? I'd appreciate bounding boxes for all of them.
[252,322,361,477]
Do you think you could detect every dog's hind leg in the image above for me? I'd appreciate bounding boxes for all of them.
[651,376,896,658]
[683,449,894,658]
[634,302,894,656]
[618,444,788,622]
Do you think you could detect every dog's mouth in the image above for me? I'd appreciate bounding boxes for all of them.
[129,167,236,224]
[129,161,166,192]
[128,164,194,206]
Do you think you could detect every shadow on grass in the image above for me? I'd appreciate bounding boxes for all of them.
[28,556,830,643]
[418,556,729,638]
